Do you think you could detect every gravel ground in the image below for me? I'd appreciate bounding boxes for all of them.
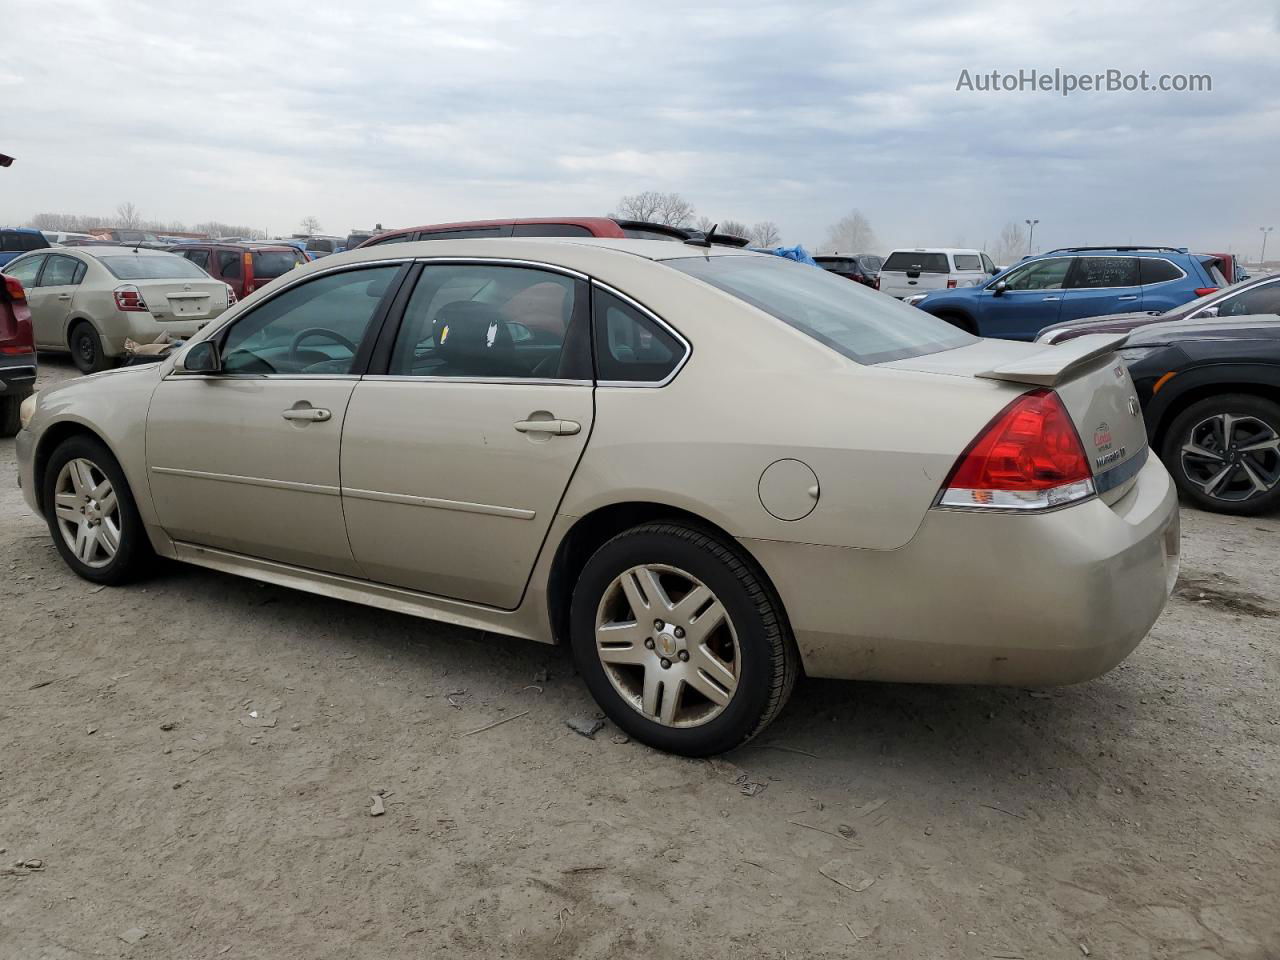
[2,359,1277,959]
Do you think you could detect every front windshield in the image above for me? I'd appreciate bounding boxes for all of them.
[668,254,975,364]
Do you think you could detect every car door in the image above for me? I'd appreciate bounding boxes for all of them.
[26,253,84,348]
[975,256,1074,339]
[1059,256,1142,322]
[340,260,594,608]
[146,262,407,575]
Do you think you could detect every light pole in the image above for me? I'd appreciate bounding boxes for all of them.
[1025,218,1039,255]
[1261,226,1274,268]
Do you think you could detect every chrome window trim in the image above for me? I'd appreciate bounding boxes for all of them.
[361,375,593,387]
[165,373,363,382]
[590,279,691,389]
[410,255,588,281]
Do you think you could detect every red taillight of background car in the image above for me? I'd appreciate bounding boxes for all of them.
[113,285,148,312]
[873,276,880,290]
[1193,287,1219,297]
[226,283,237,305]
[938,388,1094,510]
[0,276,34,355]
[946,279,958,289]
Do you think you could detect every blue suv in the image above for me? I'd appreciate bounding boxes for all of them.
[0,227,49,268]
[909,246,1225,340]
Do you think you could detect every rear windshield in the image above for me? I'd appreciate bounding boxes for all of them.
[816,258,858,272]
[882,252,949,273]
[253,250,303,278]
[668,255,974,364]
[952,254,982,271]
[114,230,158,243]
[97,254,209,280]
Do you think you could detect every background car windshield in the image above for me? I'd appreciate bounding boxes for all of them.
[669,255,974,364]
[252,251,302,279]
[97,254,209,280]
[882,252,948,273]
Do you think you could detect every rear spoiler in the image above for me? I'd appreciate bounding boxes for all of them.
[976,333,1129,387]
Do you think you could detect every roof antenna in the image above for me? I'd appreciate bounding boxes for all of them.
[684,223,716,249]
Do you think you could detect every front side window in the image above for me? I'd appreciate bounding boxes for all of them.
[1069,257,1139,289]
[1000,257,1073,291]
[388,263,579,379]
[3,254,45,286]
[97,254,208,280]
[38,255,83,287]
[1217,279,1280,317]
[593,289,685,383]
[219,266,400,375]
[669,255,973,365]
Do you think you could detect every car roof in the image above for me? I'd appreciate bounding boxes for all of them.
[1,226,45,234]
[69,245,181,258]
[323,235,763,267]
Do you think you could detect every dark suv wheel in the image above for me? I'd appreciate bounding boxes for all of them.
[1162,394,1280,516]
[570,522,798,756]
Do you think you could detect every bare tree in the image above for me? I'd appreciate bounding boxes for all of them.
[821,209,878,254]
[299,215,322,235]
[989,221,1025,266]
[612,192,696,228]
[116,201,142,229]
[694,215,715,234]
[750,221,782,247]
[719,220,751,240]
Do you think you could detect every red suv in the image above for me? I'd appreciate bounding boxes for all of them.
[0,273,35,437]
[167,241,308,300]
[357,217,694,248]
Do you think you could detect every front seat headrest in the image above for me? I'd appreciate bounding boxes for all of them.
[433,301,520,375]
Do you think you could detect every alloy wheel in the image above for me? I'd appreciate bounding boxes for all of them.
[1180,413,1280,503]
[594,563,740,728]
[53,458,121,569]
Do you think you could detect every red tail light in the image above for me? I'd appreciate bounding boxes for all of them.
[938,389,1094,510]
[1193,287,1218,297]
[946,279,958,289]
[113,284,148,312]
[1,277,34,355]
[4,275,26,301]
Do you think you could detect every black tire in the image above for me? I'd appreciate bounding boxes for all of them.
[569,522,798,756]
[69,321,111,373]
[0,389,25,438]
[1162,393,1280,516]
[42,433,153,585]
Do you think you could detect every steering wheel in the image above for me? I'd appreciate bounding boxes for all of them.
[289,327,359,364]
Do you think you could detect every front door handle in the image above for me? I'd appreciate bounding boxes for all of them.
[57,293,72,301]
[514,418,581,436]
[1117,295,1139,301]
[282,407,331,422]
[1042,296,1061,302]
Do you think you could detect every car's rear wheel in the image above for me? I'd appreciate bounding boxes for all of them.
[69,322,111,373]
[42,434,153,584]
[935,311,976,335]
[570,522,797,756]
[0,389,26,438]
[1163,394,1280,516]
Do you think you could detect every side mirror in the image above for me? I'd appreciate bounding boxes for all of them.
[992,280,1008,296]
[177,340,221,374]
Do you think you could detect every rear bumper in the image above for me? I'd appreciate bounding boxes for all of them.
[741,455,1180,686]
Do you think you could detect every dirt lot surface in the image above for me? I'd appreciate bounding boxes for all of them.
[2,360,1277,959]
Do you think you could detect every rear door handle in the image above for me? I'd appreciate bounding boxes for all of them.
[514,418,581,436]
[1117,295,1139,301]
[1042,296,1061,301]
[57,294,72,301]
[282,407,331,422]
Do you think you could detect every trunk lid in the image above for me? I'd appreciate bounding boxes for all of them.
[885,334,1148,504]
[138,278,229,322]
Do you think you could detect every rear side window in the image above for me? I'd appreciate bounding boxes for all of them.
[1139,258,1184,285]
[217,250,242,279]
[952,254,982,271]
[512,223,593,238]
[419,226,513,240]
[1069,257,1139,288]
[96,254,208,280]
[592,288,686,383]
[253,251,303,279]
[368,233,414,245]
[859,256,883,273]
[882,252,948,273]
[307,239,336,254]
[669,255,973,365]
[184,249,211,270]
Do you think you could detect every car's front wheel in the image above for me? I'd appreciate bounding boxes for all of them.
[0,389,27,438]
[42,434,153,584]
[570,522,797,756]
[69,322,111,374]
[1163,394,1280,516]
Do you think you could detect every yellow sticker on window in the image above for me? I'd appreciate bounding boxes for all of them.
[440,324,449,344]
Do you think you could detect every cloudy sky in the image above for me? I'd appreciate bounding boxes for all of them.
[2,0,1277,256]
